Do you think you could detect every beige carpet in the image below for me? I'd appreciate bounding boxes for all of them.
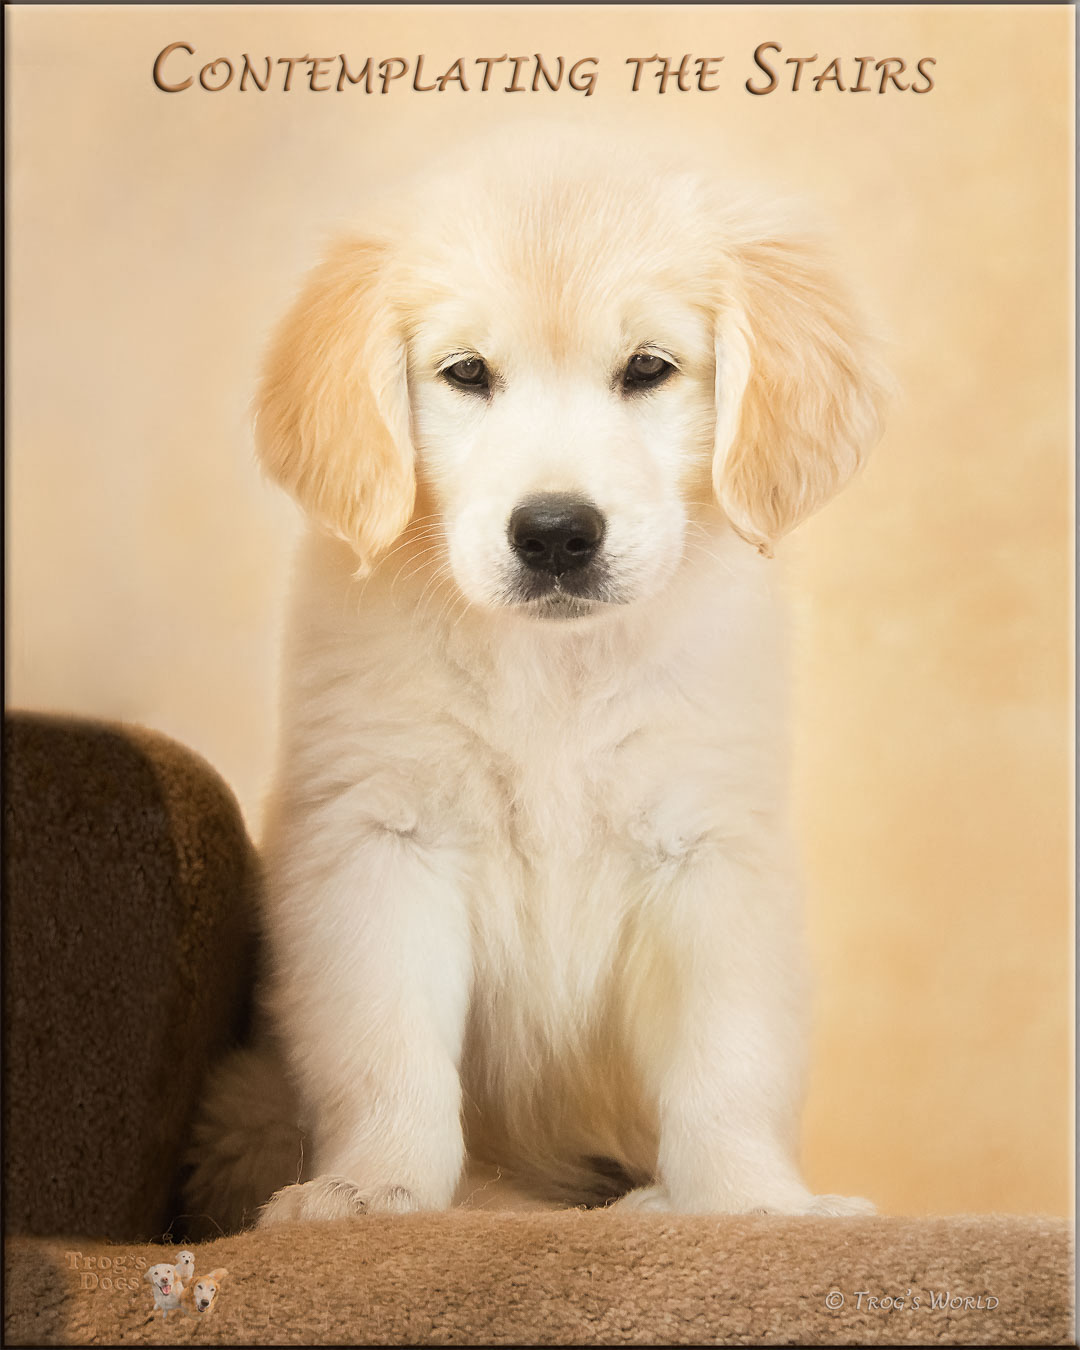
[5,1212,1073,1345]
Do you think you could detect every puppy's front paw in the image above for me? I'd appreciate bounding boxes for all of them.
[743,1190,878,1217]
[612,1183,876,1218]
[801,1192,876,1217]
[610,1184,673,1212]
[258,1175,419,1226]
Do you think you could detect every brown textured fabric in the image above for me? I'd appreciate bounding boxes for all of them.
[4,1213,1074,1345]
[3,712,258,1240]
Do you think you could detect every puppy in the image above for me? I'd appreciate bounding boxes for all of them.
[144,1264,182,1319]
[174,1249,195,1285]
[179,1269,228,1317]
[189,127,889,1225]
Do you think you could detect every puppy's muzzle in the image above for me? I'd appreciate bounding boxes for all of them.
[509,495,605,576]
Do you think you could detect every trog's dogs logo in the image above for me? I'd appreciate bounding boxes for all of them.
[144,1251,229,1320]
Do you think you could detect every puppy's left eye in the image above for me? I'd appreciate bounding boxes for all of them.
[442,357,489,392]
[623,353,674,390]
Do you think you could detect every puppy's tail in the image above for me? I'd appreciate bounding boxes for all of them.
[181,1041,305,1235]
[459,1150,648,1210]
[526,1154,649,1208]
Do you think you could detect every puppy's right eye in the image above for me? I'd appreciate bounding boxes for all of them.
[442,357,489,392]
[622,352,675,390]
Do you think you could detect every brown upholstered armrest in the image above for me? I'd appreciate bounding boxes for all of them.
[3,713,257,1240]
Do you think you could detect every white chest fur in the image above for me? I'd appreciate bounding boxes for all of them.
[263,529,798,1182]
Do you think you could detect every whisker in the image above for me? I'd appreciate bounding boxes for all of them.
[389,547,450,602]
[415,560,454,620]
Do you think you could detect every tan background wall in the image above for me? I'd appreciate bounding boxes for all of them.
[8,5,1073,1217]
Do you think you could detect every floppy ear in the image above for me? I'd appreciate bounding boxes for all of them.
[255,237,414,570]
[207,1268,228,1282]
[713,230,889,554]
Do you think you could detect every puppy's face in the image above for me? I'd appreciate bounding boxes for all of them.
[145,1264,178,1298]
[408,209,716,619]
[255,132,889,612]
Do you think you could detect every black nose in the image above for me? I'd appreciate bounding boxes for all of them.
[509,496,605,575]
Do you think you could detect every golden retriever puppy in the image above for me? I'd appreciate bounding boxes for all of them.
[188,126,888,1225]
[179,1268,228,1317]
[174,1249,195,1285]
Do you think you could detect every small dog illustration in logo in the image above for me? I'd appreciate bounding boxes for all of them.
[179,1268,228,1317]
[143,1263,182,1319]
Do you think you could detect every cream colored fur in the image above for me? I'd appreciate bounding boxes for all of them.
[187,127,889,1227]
[144,1263,182,1319]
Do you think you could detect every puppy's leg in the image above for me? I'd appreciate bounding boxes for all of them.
[620,844,873,1217]
[259,822,471,1226]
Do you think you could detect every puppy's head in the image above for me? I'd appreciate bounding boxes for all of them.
[145,1263,179,1297]
[189,1269,227,1313]
[256,131,888,618]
